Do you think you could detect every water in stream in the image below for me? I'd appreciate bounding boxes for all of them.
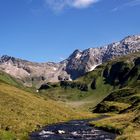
[30,118,116,140]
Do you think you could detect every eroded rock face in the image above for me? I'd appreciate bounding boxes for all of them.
[65,35,140,79]
[0,35,140,87]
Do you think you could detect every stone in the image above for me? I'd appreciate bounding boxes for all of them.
[58,130,65,134]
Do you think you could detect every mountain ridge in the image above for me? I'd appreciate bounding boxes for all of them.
[0,34,140,87]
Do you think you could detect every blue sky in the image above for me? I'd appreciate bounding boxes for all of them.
[0,0,140,62]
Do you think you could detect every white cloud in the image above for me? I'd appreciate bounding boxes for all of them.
[112,0,140,12]
[125,0,140,7]
[72,0,99,8]
[45,0,99,11]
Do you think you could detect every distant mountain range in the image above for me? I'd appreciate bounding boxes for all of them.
[0,35,140,87]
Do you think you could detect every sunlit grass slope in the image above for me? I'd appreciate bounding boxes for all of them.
[91,86,140,139]
[90,112,140,140]
[0,81,94,140]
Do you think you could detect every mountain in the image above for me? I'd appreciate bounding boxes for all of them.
[0,55,68,87]
[0,35,140,87]
[65,35,140,79]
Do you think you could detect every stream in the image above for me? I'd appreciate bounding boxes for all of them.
[30,116,116,140]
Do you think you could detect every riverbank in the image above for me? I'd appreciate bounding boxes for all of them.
[90,113,140,140]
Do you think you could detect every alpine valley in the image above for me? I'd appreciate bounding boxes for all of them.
[0,35,140,140]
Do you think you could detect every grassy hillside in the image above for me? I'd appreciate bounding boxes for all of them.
[86,53,140,140]
[90,88,140,140]
[38,65,113,111]
[0,73,95,140]
[41,52,140,108]
[83,53,140,139]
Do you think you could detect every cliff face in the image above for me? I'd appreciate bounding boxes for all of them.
[0,35,140,87]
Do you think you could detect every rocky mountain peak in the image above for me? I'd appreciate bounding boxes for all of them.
[121,35,140,44]
[65,35,140,79]
[67,49,82,60]
[0,55,15,63]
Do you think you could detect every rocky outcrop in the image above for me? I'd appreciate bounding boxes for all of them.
[0,35,140,87]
